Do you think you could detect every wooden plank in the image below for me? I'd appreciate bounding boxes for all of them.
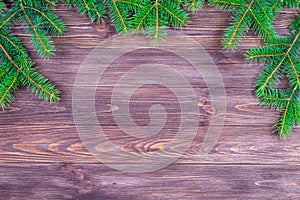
[0,125,299,164]
[0,87,281,124]
[0,163,299,199]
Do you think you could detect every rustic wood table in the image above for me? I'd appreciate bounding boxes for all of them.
[0,6,299,200]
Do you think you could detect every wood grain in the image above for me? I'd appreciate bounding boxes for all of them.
[0,4,299,199]
[1,163,300,200]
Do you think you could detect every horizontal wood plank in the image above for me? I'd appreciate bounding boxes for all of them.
[0,163,300,199]
[0,124,299,164]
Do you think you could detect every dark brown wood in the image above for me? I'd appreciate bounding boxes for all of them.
[0,5,299,200]
[1,163,300,199]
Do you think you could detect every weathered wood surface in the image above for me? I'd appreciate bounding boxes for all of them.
[0,5,299,199]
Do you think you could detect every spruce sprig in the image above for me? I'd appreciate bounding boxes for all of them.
[0,0,65,108]
[66,0,144,32]
[131,0,189,43]
[209,0,299,50]
[67,0,196,43]
[65,0,106,23]
[209,0,299,137]
[247,17,300,138]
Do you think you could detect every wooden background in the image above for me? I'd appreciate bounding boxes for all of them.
[0,4,300,200]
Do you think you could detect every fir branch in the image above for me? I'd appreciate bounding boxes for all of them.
[0,1,5,15]
[259,32,299,91]
[0,41,60,102]
[271,0,300,12]
[20,65,60,102]
[109,0,130,32]
[0,33,27,55]
[275,86,298,139]
[21,4,54,58]
[23,6,65,35]
[68,0,190,41]
[0,8,21,29]
[181,0,205,12]
[0,69,5,80]
[0,72,19,109]
[0,0,64,109]
[247,16,300,138]
[132,0,188,43]
[45,0,57,7]
[209,0,281,49]
[69,0,106,23]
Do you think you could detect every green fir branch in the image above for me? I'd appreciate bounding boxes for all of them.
[0,0,64,110]
[247,16,300,138]
[209,0,285,49]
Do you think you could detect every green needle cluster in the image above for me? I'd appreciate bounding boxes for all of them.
[0,0,65,109]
